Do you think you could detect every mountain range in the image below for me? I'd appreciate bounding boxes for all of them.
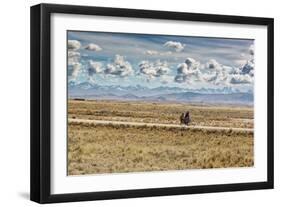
[68,82,253,105]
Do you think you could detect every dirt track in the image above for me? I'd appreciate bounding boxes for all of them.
[68,118,253,132]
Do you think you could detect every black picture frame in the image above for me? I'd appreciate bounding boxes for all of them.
[30,3,274,204]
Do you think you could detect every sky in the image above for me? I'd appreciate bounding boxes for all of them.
[67,31,254,91]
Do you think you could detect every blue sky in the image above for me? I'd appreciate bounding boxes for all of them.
[67,31,254,91]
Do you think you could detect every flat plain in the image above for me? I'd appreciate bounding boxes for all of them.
[68,100,254,175]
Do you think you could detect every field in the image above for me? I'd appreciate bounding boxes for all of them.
[68,100,253,128]
[68,100,254,175]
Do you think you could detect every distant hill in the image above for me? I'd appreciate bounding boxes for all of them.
[68,82,253,105]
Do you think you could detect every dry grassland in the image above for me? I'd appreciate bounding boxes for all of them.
[68,100,253,128]
[68,100,254,175]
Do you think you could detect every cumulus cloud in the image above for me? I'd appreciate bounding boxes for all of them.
[230,74,253,84]
[85,43,102,51]
[139,60,170,81]
[144,50,158,55]
[139,61,157,78]
[155,62,170,76]
[204,71,229,85]
[240,59,254,76]
[144,50,173,56]
[69,63,81,78]
[174,56,254,86]
[68,43,81,81]
[239,44,255,76]
[202,44,255,86]
[68,51,80,58]
[174,58,202,83]
[204,73,217,83]
[104,55,133,77]
[68,40,81,50]
[204,58,254,86]
[205,59,221,70]
[185,58,200,70]
[234,59,247,66]
[202,59,231,85]
[176,63,188,75]
[249,44,254,56]
[202,58,254,86]
[68,51,80,66]
[88,60,103,76]
[68,40,82,81]
[164,41,185,52]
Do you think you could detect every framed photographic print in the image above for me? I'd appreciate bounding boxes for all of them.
[30,3,274,203]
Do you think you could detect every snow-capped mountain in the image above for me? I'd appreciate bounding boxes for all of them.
[68,82,253,105]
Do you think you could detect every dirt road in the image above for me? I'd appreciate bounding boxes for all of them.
[68,118,253,132]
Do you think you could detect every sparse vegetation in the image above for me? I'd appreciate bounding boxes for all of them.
[68,100,253,128]
[67,99,254,175]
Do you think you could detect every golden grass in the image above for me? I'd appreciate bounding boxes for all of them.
[68,122,253,175]
[68,100,253,128]
[68,100,254,175]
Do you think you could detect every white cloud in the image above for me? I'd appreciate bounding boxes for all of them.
[155,61,170,76]
[68,51,80,66]
[139,61,157,78]
[68,40,81,50]
[139,60,170,81]
[68,40,82,81]
[202,57,254,86]
[202,59,240,86]
[85,43,102,51]
[204,71,229,85]
[240,59,254,76]
[176,63,189,75]
[234,59,247,66]
[69,63,81,78]
[249,44,254,55]
[174,57,202,83]
[104,55,133,77]
[205,59,223,71]
[228,67,241,75]
[144,50,158,55]
[204,73,217,83]
[88,60,103,76]
[68,51,80,57]
[174,56,254,86]
[164,41,185,52]
[230,74,253,84]
[144,50,173,57]
[239,44,255,77]
[223,44,255,85]
[185,58,200,70]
